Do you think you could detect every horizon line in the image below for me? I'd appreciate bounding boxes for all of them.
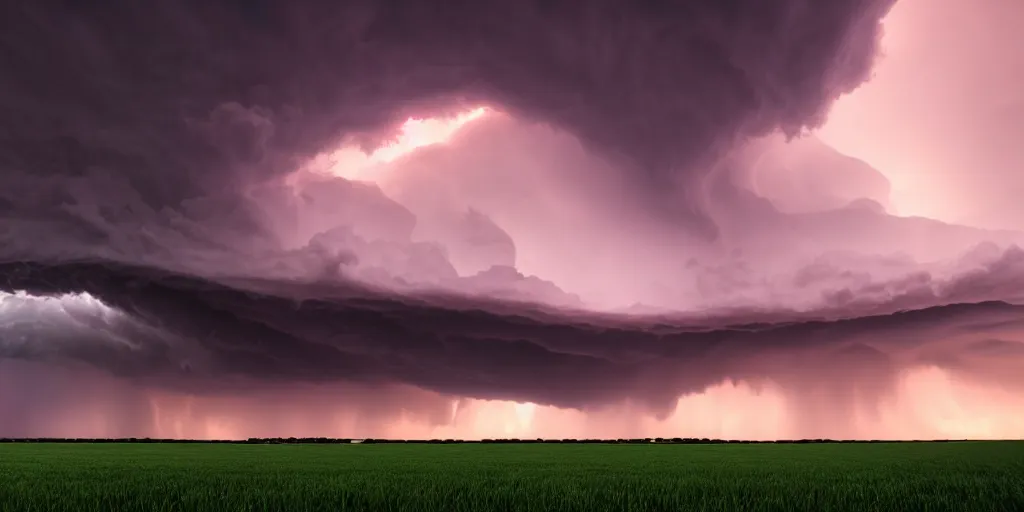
[2,437,1018,444]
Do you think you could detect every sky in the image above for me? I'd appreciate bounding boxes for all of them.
[1,0,1023,441]
[819,0,1024,227]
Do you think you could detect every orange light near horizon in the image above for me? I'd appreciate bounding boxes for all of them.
[179,369,1019,441]
[9,365,1022,441]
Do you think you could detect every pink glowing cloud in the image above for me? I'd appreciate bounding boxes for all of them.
[819,0,1024,228]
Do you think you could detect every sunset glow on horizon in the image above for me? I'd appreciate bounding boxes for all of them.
[6,357,1020,441]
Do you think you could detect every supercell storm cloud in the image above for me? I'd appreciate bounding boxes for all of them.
[1,0,1023,440]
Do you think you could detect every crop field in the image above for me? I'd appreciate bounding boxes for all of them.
[1,441,1023,511]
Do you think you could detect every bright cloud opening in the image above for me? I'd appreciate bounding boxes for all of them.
[309,107,490,181]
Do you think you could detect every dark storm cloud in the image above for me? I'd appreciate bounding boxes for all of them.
[1,0,894,235]
[4,258,1024,419]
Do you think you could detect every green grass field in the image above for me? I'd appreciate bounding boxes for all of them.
[1,442,1023,511]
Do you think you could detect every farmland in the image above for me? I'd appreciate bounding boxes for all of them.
[1,441,1023,511]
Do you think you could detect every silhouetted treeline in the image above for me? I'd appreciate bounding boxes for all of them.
[0,437,974,444]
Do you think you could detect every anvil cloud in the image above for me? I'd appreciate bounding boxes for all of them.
[2,0,1023,440]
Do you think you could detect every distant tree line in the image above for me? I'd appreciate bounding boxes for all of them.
[0,437,970,444]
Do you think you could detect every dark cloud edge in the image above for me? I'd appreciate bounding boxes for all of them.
[2,257,1021,413]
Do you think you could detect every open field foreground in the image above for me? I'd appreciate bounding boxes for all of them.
[2,442,1023,511]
